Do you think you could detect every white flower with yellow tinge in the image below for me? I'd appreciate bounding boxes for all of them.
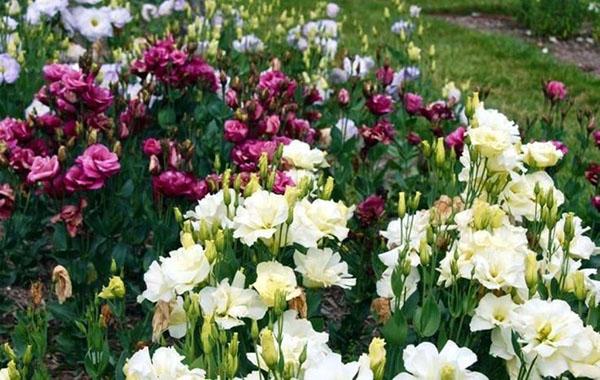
[251,261,300,307]
[293,247,355,289]
[282,139,329,170]
[500,171,564,222]
[199,271,267,330]
[288,198,354,248]
[233,190,289,246]
[470,293,517,332]
[522,141,563,168]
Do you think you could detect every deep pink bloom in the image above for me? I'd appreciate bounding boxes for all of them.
[81,84,113,113]
[356,195,385,225]
[366,94,394,116]
[304,87,322,105]
[445,126,466,155]
[246,99,263,121]
[338,88,350,106]
[407,131,422,145]
[586,163,600,186]
[551,140,569,156]
[360,119,396,146]
[142,138,162,156]
[27,155,60,183]
[9,147,35,172]
[35,114,62,134]
[224,120,249,143]
[225,89,239,109]
[0,183,15,220]
[592,195,600,213]
[272,171,295,194]
[420,101,454,123]
[167,142,181,169]
[76,144,120,179]
[152,170,204,199]
[262,115,280,135]
[51,198,88,237]
[65,165,105,191]
[43,64,76,82]
[593,130,600,148]
[231,139,282,171]
[0,118,26,148]
[403,93,423,115]
[376,66,395,86]
[544,81,567,102]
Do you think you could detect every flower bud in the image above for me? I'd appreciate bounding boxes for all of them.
[259,329,279,370]
[321,177,334,200]
[466,92,480,119]
[173,207,183,224]
[525,251,539,294]
[204,240,217,264]
[244,174,260,197]
[368,337,386,380]
[22,345,32,366]
[420,140,431,157]
[563,212,575,245]
[573,271,587,301]
[410,191,421,211]
[419,238,430,266]
[181,232,195,249]
[251,320,260,342]
[398,192,406,218]
[435,137,445,167]
[201,317,214,354]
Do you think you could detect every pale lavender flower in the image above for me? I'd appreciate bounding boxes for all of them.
[0,54,20,84]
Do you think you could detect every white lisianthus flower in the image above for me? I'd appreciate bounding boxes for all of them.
[233,34,264,53]
[98,63,121,88]
[472,248,527,291]
[282,140,329,170]
[160,244,211,294]
[512,299,592,378]
[568,326,600,379]
[199,270,267,329]
[185,189,239,230]
[71,7,113,41]
[123,346,206,379]
[539,213,598,260]
[167,296,187,339]
[409,5,422,17]
[303,353,369,380]
[343,55,375,78]
[293,247,356,289]
[500,171,564,222]
[141,4,158,21]
[335,118,358,141]
[25,0,68,24]
[393,340,488,380]
[522,141,563,168]
[377,266,419,309]
[470,293,517,331]
[248,310,332,372]
[138,261,175,303]
[288,198,354,248]
[326,3,341,18]
[233,190,288,246]
[380,210,430,251]
[25,99,50,118]
[442,81,461,104]
[107,6,132,28]
[252,261,300,307]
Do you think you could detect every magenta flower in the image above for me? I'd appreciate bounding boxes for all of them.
[0,183,15,220]
[27,155,60,184]
[338,88,350,106]
[50,198,88,237]
[152,170,207,200]
[445,126,466,155]
[224,120,249,143]
[76,144,121,179]
[544,80,567,102]
[376,66,395,86]
[142,138,162,156]
[420,101,454,123]
[586,163,600,186]
[272,171,295,194]
[592,195,600,213]
[360,119,396,146]
[366,94,394,116]
[403,93,423,115]
[407,131,422,146]
[356,195,385,225]
[551,140,569,155]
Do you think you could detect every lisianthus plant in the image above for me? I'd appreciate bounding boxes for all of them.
[0,0,599,379]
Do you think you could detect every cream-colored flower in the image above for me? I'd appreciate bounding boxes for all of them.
[233,190,289,246]
[288,198,354,248]
[500,171,564,222]
[185,189,239,230]
[199,270,267,329]
[470,293,517,331]
[293,247,355,289]
[512,299,592,378]
[252,261,300,307]
[539,213,598,260]
[160,244,211,295]
[282,139,329,170]
[522,141,563,168]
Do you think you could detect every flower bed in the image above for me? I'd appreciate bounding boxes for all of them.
[0,1,599,379]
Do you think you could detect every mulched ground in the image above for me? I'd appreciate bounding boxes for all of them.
[435,13,600,77]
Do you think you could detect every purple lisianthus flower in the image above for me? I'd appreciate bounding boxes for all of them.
[0,54,20,84]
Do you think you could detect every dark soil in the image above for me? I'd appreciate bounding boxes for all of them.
[436,13,600,77]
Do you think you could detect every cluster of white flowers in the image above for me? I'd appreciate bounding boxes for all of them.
[233,34,264,53]
[124,346,206,379]
[26,0,132,41]
[287,19,339,59]
[141,0,187,22]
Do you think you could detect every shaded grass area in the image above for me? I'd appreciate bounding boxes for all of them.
[412,0,519,14]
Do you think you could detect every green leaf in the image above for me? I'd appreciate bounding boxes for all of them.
[117,179,134,198]
[414,297,441,337]
[158,108,176,128]
[381,312,407,346]
[52,224,68,252]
